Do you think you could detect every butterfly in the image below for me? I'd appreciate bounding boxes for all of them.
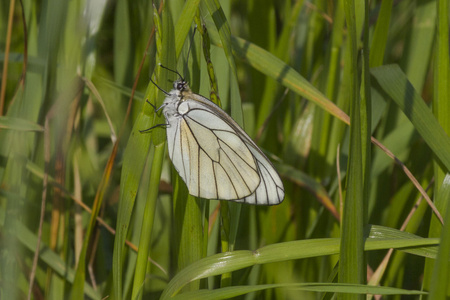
[147,74,284,205]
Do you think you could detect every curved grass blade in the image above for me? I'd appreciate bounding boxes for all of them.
[231,35,349,124]
[161,234,438,299]
[171,283,426,300]
[371,65,450,172]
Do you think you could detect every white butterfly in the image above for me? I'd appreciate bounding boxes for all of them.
[150,78,285,205]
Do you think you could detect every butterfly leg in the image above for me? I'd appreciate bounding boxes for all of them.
[139,123,169,133]
[146,99,167,113]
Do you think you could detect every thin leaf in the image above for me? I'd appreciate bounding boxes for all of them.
[0,116,44,132]
[371,65,450,172]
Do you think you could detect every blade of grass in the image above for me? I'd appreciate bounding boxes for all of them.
[160,235,439,299]
[371,65,450,173]
[432,0,450,193]
[369,0,393,67]
[202,0,242,124]
[424,0,450,293]
[112,3,172,298]
[325,2,346,170]
[130,4,177,297]
[200,0,242,288]
[339,1,366,299]
[114,0,132,85]
[131,143,166,300]
[360,0,372,222]
[230,35,349,123]
[428,175,450,298]
[171,283,426,300]
[174,0,201,58]
[170,11,207,294]
[0,116,44,131]
[401,0,435,92]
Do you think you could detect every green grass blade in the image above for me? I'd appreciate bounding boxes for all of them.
[114,0,132,85]
[401,0,435,92]
[428,175,450,298]
[130,143,165,300]
[371,65,450,172]
[432,0,450,197]
[200,1,242,288]
[174,0,200,58]
[170,283,426,300]
[424,0,450,293]
[130,7,176,298]
[203,0,243,124]
[0,116,44,132]
[230,35,349,124]
[160,235,438,299]
[112,6,176,299]
[369,0,393,67]
[339,2,366,298]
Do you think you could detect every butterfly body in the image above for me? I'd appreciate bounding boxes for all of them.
[161,80,284,205]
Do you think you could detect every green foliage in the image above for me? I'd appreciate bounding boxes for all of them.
[0,0,449,299]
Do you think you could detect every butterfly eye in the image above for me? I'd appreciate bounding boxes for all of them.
[176,81,186,91]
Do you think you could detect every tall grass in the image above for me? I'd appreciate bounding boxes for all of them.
[0,0,449,299]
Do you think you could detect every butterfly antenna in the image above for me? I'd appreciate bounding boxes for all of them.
[158,64,184,81]
[149,77,170,95]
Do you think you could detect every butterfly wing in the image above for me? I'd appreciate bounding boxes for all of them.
[236,142,285,205]
[194,99,285,205]
[165,93,284,205]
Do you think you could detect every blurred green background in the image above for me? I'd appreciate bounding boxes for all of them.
[1,0,449,299]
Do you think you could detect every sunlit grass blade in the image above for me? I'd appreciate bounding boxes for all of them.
[170,283,426,300]
[230,35,349,124]
[161,235,438,299]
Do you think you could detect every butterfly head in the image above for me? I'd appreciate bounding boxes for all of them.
[173,80,189,92]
